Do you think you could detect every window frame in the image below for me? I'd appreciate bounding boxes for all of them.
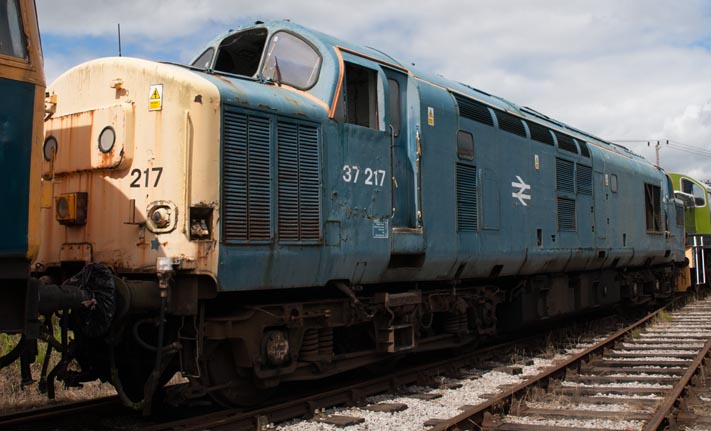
[0,0,36,71]
[211,27,269,78]
[681,178,706,208]
[0,0,27,60]
[191,48,215,69]
[644,183,663,233]
[339,61,380,130]
[387,78,401,137]
[260,30,322,90]
[457,130,474,161]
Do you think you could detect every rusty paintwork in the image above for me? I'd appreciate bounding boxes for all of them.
[43,103,135,175]
[37,58,222,278]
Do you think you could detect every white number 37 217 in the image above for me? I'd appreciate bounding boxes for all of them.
[342,165,386,187]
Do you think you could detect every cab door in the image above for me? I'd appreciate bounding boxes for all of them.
[383,68,425,259]
[383,68,417,229]
[594,158,608,245]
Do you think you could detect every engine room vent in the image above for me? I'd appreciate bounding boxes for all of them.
[556,158,575,194]
[555,132,579,154]
[577,140,591,158]
[557,197,576,230]
[277,121,322,243]
[576,164,593,195]
[456,163,478,232]
[494,110,527,138]
[527,121,554,146]
[222,110,272,242]
[452,93,494,126]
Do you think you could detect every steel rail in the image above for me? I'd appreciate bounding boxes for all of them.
[429,296,691,431]
[0,395,120,429]
[643,330,711,430]
[143,330,570,431]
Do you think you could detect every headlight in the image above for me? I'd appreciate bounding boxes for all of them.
[43,136,58,161]
[146,201,178,233]
[98,126,116,153]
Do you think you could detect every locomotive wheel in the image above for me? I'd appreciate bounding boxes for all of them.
[202,342,271,406]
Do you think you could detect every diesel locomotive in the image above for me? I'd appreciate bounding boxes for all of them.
[9,20,690,410]
[670,173,711,288]
[0,0,45,376]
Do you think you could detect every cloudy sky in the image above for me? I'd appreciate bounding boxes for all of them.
[36,0,711,180]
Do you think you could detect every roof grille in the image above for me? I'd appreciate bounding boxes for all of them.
[452,93,494,126]
[494,110,527,138]
[527,122,554,145]
[556,132,579,154]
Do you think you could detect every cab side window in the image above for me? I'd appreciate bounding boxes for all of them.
[337,62,379,129]
[261,31,321,89]
[192,48,214,69]
[457,131,474,160]
[610,174,618,193]
[644,183,662,232]
[0,0,28,59]
[212,28,268,76]
[681,178,706,207]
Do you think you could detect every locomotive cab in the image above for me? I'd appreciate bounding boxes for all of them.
[670,173,711,288]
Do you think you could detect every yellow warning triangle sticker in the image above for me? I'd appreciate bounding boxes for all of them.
[151,89,161,99]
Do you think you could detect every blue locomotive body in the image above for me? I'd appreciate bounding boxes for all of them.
[26,20,687,409]
[194,21,684,294]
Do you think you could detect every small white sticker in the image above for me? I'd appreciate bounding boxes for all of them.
[149,84,163,111]
[373,220,389,238]
[427,107,435,126]
[534,154,540,170]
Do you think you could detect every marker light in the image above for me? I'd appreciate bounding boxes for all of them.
[43,136,57,161]
[98,126,116,153]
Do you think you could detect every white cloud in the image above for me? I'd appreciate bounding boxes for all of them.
[36,0,711,176]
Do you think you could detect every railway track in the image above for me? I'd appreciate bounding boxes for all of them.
[7,299,700,431]
[0,395,122,430]
[0,329,564,431]
[428,296,711,431]
[138,310,627,431]
[140,335,558,431]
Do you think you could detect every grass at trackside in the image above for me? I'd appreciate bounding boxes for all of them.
[0,320,116,414]
[0,333,18,356]
[656,309,673,322]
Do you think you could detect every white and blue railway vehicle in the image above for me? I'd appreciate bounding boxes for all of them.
[11,20,687,409]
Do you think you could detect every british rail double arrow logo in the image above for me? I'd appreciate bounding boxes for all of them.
[512,176,531,206]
